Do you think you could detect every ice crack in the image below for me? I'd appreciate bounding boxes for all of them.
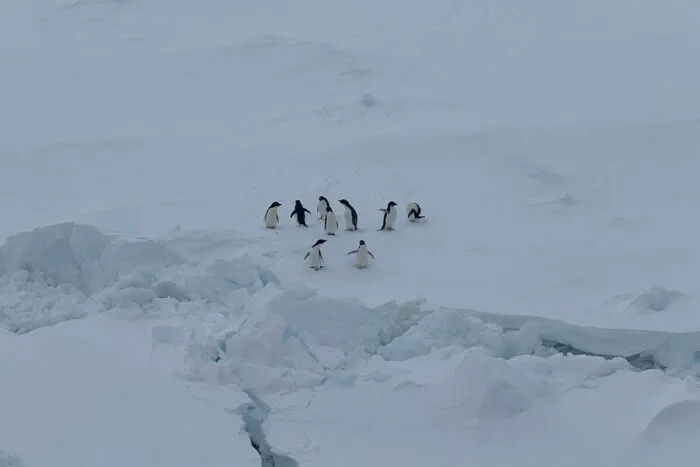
[236,390,300,467]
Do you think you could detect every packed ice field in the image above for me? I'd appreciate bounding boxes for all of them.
[2,0,700,466]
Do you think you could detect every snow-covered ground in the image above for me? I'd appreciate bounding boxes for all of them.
[2,0,700,465]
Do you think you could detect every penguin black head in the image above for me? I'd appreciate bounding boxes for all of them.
[359,240,365,246]
[312,238,327,247]
[339,199,349,206]
[269,201,282,208]
[295,200,302,206]
[387,201,397,208]
[319,196,328,202]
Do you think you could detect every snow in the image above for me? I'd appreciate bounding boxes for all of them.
[2,0,700,465]
[0,316,260,467]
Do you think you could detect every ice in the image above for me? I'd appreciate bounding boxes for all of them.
[3,0,700,464]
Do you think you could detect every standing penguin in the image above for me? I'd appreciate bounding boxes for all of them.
[317,196,330,220]
[264,201,282,229]
[324,205,339,236]
[378,201,398,231]
[304,238,327,270]
[290,200,312,227]
[406,202,425,222]
[338,199,358,231]
[347,239,375,269]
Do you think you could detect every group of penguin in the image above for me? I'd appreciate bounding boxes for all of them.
[263,196,426,270]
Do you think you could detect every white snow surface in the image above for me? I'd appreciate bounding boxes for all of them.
[2,0,700,465]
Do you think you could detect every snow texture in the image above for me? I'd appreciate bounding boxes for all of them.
[2,0,700,465]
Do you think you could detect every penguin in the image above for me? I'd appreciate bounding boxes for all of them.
[338,199,358,231]
[317,196,330,220]
[406,202,425,222]
[324,205,339,236]
[378,201,398,231]
[347,239,375,269]
[290,200,312,227]
[304,238,327,270]
[264,201,282,228]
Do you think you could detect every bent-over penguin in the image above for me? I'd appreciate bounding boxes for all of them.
[317,196,330,220]
[338,199,358,231]
[347,239,375,268]
[304,238,327,270]
[324,205,339,236]
[264,201,282,229]
[406,202,425,222]
[290,200,312,227]
[378,201,398,231]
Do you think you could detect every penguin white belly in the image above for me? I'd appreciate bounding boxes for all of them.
[356,247,371,268]
[344,209,355,230]
[308,248,323,269]
[317,202,327,219]
[264,208,279,228]
[325,211,339,235]
[385,208,397,229]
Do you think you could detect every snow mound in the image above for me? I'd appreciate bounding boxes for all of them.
[429,348,548,420]
[183,290,644,394]
[639,399,700,444]
[509,352,631,394]
[614,399,700,466]
[0,223,107,294]
[378,307,540,361]
[184,282,700,393]
[184,287,392,391]
[0,222,183,295]
[0,223,274,333]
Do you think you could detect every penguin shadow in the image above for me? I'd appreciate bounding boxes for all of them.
[406,217,428,225]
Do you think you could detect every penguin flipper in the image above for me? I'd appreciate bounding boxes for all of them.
[304,208,311,214]
[304,252,310,260]
[346,249,358,255]
[290,210,296,219]
[369,251,375,259]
